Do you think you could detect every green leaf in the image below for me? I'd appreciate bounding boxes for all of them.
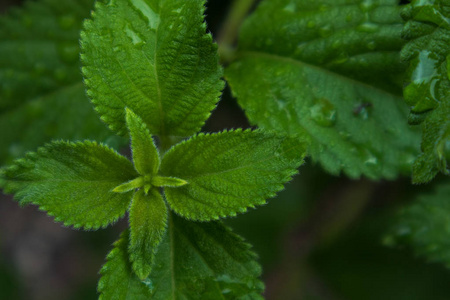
[81,0,224,138]
[125,108,160,176]
[147,213,264,299]
[151,176,187,187]
[98,230,153,300]
[0,141,137,229]
[161,129,306,221]
[400,0,450,182]
[129,189,168,280]
[225,0,421,180]
[0,0,117,165]
[385,183,450,268]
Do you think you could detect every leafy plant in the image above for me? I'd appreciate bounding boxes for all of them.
[0,0,449,299]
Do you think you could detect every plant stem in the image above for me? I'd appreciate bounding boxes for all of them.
[217,0,258,64]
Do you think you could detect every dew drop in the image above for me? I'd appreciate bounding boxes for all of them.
[404,50,440,113]
[58,15,76,30]
[57,42,79,64]
[125,24,145,47]
[310,98,337,127]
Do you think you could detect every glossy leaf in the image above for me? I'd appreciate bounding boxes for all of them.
[225,0,421,179]
[0,0,117,165]
[386,183,450,268]
[81,0,224,138]
[98,230,153,300]
[0,141,137,229]
[146,213,264,299]
[129,189,168,280]
[125,108,160,176]
[401,0,450,182]
[161,129,306,221]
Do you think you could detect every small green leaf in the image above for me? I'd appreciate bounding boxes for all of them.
[112,177,144,194]
[400,1,450,182]
[98,230,153,300]
[386,183,450,268]
[147,213,264,299]
[0,0,118,165]
[151,176,187,187]
[129,188,168,280]
[161,129,306,221]
[0,141,137,229]
[81,0,224,138]
[125,108,160,176]
[225,0,421,180]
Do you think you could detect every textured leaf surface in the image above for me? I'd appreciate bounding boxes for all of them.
[401,0,450,182]
[386,183,450,268]
[126,108,160,175]
[81,0,223,137]
[98,230,153,300]
[147,213,264,299]
[0,141,137,229]
[161,129,306,221]
[0,0,116,164]
[129,189,168,280]
[225,0,421,179]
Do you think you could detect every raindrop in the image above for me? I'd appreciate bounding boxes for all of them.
[310,98,337,127]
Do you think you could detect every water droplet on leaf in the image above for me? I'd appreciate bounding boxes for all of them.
[310,98,337,127]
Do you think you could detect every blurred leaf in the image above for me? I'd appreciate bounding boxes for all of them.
[225,0,421,179]
[401,0,450,182]
[0,0,118,165]
[386,183,450,268]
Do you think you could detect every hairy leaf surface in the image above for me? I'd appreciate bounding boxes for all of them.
[0,141,137,229]
[81,0,223,138]
[161,129,306,221]
[146,213,264,299]
[98,230,153,300]
[386,183,450,268]
[0,0,116,164]
[225,0,420,179]
[401,0,450,182]
[129,189,168,280]
[126,108,160,176]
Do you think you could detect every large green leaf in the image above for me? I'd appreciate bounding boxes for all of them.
[146,213,264,299]
[225,0,421,179]
[0,141,137,229]
[386,183,450,268]
[125,108,160,176]
[0,0,116,165]
[81,0,224,138]
[98,230,153,300]
[129,189,168,280]
[161,129,306,221]
[401,0,450,182]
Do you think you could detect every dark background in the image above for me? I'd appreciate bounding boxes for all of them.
[1,1,449,300]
